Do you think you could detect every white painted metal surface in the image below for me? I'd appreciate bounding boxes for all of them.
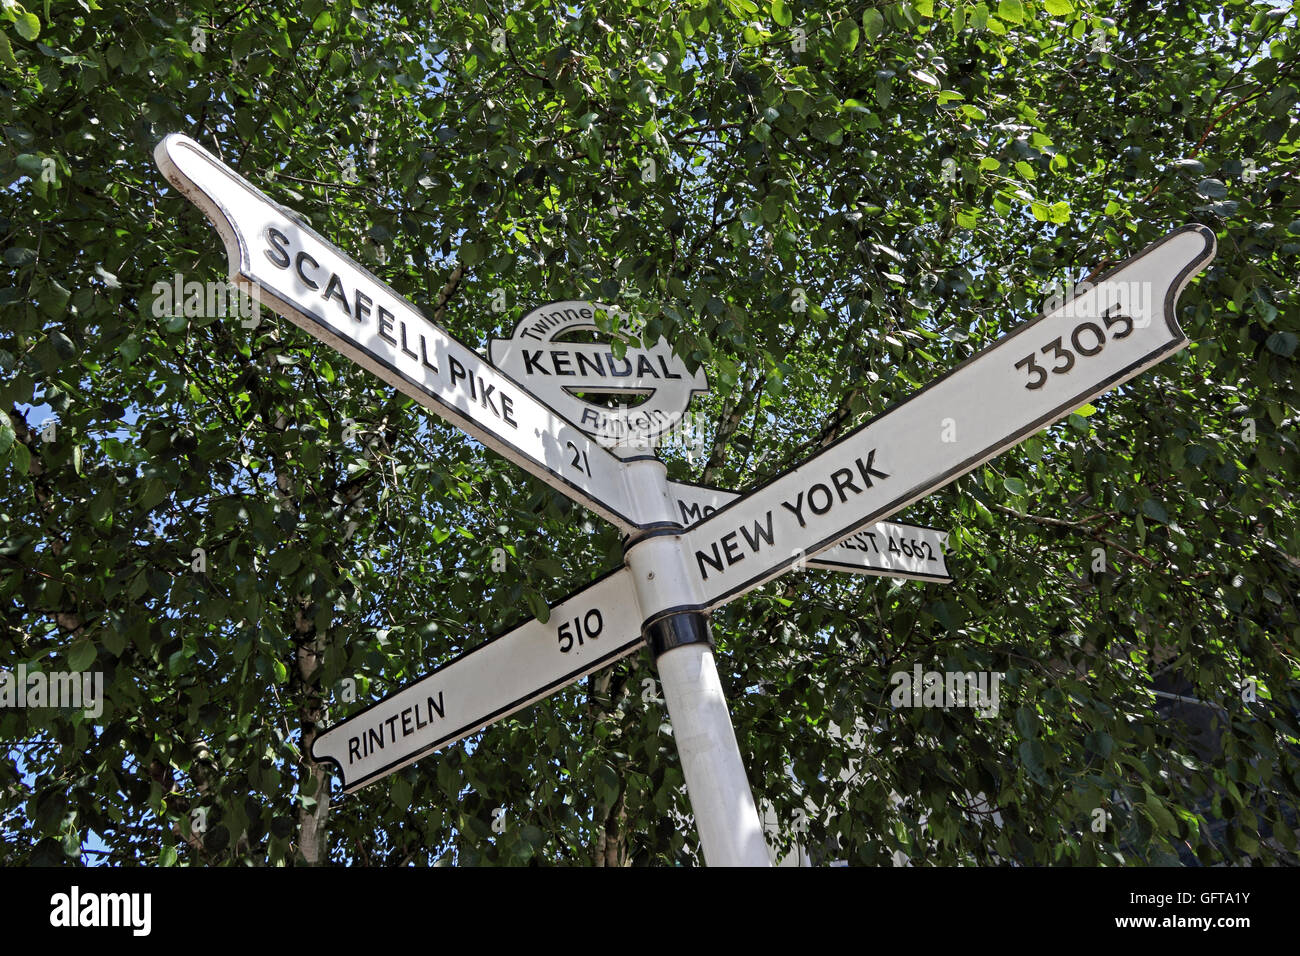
[154,134,652,532]
[311,569,644,792]
[489,300,708,453]
[655,643,771,866]
[641,226,1217,618]
[667,480,951,582]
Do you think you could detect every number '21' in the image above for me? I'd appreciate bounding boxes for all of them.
[1015,305,1133,390]
[566,440,591,476]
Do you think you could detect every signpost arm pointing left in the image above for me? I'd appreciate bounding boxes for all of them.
[154,134,656,533]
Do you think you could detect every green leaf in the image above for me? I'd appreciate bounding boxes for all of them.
[10,442,30,475]
[996,0,1024,25]
[50,331,75,359]
[1003,477,1028,497]
[1141,498,1169,524]
[14,12,40,41]
[1019,739,1045,778]
[1045,0,1074,14]
[1265,331,1297,357]
[118,336,142,363]
[772,0,791,27]
[834,19,859,52]
[68,640,96,671]
[0,29,18,69]
[1196,178,1228,200]
[862,7,884,40]
[1144,796,1177,834]
[524,588,550,624]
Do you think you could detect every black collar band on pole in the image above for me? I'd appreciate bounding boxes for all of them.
[643,612,714,660]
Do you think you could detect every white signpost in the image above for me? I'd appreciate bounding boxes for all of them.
[667,481,951,582]
[156,133,1216,867]
[630,224,1217,623]
[154,135,658,534]
[489,300,709,454]
[312,569,645,793]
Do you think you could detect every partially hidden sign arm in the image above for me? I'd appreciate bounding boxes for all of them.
[633,225,1217,619]
[665,480,952,583]
[154,134,653,533]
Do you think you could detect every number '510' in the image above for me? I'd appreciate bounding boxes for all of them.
[1015,305,1133,390]
[558,609,603,653]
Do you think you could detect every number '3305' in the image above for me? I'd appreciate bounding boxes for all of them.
[1015,305,1133,390]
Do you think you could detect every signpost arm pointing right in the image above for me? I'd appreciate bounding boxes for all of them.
[638,225,1217,619]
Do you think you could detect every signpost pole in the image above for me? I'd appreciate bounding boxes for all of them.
[620,457,771,866]
[644,616,771,866]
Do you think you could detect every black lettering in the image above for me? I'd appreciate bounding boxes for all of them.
[420,334,438,373]
[831,467,860,502]
[427,691,445,720]
[401,708,414,737]
[552,350,574,375]
[264,227,292,268]
[576,351,605,377]
[739,510,775,552]
[635,354,659,377]
[808,484,833,515]
[658,354,683,379]
[400,321,418,359]
[781,492,807,527]
[377,306,396,343]
[324,273,352,318]
[581,408,601,427]
[368,726,384,753]
[607,354,632,376]
[696,543,725,580]
[414,705,428,730]
[295,251,320,289]
[855,449,889,487]
[348,736,361,764]
[523,350,548,375]
[679,500,704,524]
[448,355,468,388]
[385,714,399,743]
[721,531,742,565]
[353,288,372,322]
[501,394,516,427]
[479,379,499,415]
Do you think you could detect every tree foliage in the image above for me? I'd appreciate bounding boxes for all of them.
[1,0,1297,865]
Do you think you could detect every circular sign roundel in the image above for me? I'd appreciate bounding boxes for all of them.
[488,300,708,455]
